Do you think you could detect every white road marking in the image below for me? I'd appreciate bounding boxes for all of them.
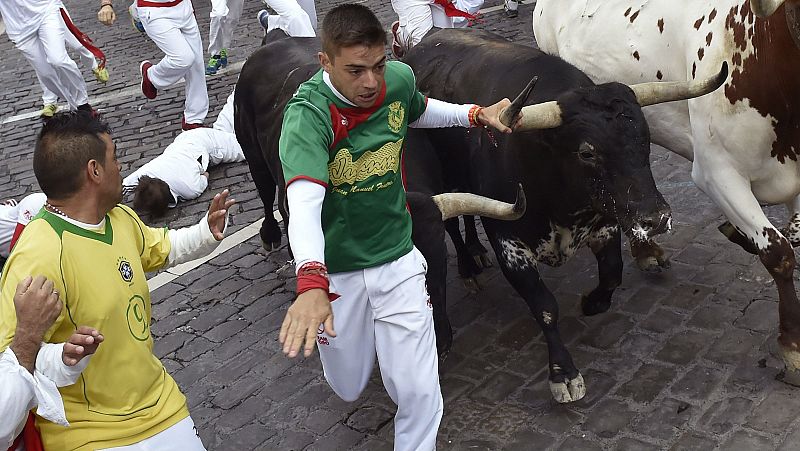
[0,60,246,125]
[147,208,282,292]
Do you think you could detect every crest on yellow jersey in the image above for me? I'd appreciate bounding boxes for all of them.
[388,101,404,134]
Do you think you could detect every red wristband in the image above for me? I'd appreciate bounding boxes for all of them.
[468,104,484,127]
[297,262,340,301]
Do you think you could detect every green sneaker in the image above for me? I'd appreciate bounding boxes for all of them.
[93,66,109,84]
[40,104,58,118]
[206,55,221,75]
[219,48,228,68]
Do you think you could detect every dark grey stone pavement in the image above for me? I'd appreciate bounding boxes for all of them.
[2,0,800,449]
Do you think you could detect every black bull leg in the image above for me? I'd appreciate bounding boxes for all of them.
[583,225,623,316]
[489,237,586,403]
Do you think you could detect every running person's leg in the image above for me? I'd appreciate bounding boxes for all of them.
[38,6,88,109]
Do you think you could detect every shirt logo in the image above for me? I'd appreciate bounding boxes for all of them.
[328,138,403,186]
[127,295,150,341]
[119,260,134,282]
[387,101,405,134]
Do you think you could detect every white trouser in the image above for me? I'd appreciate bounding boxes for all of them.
[319,247,443,451]
[264,0,316,37]
[138,0,209,123]
[202,128,244,165]
[100,416,206,451]
[207,0,243,56]
[14,6,88,110]
[391,0,452,47]
[40,18,97,105]
[452,0,482,27]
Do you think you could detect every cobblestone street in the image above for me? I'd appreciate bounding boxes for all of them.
[3,0,800,449]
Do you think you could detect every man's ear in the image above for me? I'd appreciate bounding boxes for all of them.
[319,51,332,73]
[88,160,102,182]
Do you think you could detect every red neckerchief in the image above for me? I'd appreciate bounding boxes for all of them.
[60,8,107,70]
[328,82,388,149]
[9,413,44,451]
[433,0,478,20]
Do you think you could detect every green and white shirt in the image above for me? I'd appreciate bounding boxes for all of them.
[280,61,428,273]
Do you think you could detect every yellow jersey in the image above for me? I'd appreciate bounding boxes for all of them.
[0,205,188,451]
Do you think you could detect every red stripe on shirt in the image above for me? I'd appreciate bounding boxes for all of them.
[286,175,329,189]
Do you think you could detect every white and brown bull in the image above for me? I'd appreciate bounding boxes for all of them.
[533,0,800,382]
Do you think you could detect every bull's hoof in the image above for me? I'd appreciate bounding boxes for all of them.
[549,373,586,403]
[457,255,483,279]
[473,252,493,269]
[463,277,482,293]
[581,291,611,316]
[635,254,671,272]
[259,223,282,251]
[779,347,800,387]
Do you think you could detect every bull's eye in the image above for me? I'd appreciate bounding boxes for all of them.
[578,142,596,161]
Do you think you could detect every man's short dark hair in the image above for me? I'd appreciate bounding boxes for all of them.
[321,4,387,57]
[132,175,172,218]
[34,111,112,200]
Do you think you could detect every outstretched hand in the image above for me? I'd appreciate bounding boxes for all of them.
[478,98,522,133]
[97,5,116,26]
[207,189,236,241]
[63,326,104,366]
[279,289,336,358]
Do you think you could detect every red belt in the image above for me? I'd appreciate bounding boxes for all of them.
[137,0,183,7]
[433,0,478,20]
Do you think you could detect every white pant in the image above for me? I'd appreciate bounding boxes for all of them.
[320,247,442,451]
[40,11,97,105]
[391,0,453,47]
[207,0,243,56]
[452,0,482,27]
[264,0,316,37]
[100,416,206,451]
[138,0,209,123]
[15,5,88,109]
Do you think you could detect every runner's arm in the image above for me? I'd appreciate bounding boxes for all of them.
[286,179,326,271]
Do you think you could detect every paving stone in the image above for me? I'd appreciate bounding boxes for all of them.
[205,319,250,342]
[615,362,677,404]
[720,428,776,450]
[654,330,713,365]
[632,397,693,441]
[255,428,314,451]
[501,429,556,451]
[262,367,319,402]
[153,331,193,358]
[621,285,667,315]
[304,409,344,435]
[351,438,394,451]
[572,369,617,410]
[687,303,742,331]
[745,387,800,435]
[187,304,239,332]
[670,365,725,403]
[640,308,686,334]
[734,299,779,333]
[503,342,549,377]
[660,283,715,310]
[441,376,476,404]
[214,395,274,433]
[670,430,719,450]
[705,328,766,364]
[613,437,658,451]
[496,315,540,351]
[212,374,266,409]
[580,313,635,349]
[175,336,216,362]
[581,399,636,438]
[532,405,584,436]
[777,425,800,450]
[307,423,366,451]
[619,331,662,358]
[346,405,394,433]
[558,435,603,451]
[469,371,525,404]
[697,397,754,435]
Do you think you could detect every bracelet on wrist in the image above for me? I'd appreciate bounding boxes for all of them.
[468,104,484,127]
[100,3,113,8]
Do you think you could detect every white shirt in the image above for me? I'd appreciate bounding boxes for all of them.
[0,345,89,449]
[0,0,60,41]
[212,91,235,134]
[0,193,46,258]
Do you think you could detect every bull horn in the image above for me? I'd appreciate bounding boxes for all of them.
[500,76,539,127]
[631,61,729,107]
[499,76,563,131]
[432,183,526,221]
[750,0,785,17]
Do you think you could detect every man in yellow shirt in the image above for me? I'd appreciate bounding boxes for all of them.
[0,111,235,451]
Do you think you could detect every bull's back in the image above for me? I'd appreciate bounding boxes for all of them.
[404,28,593,107]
